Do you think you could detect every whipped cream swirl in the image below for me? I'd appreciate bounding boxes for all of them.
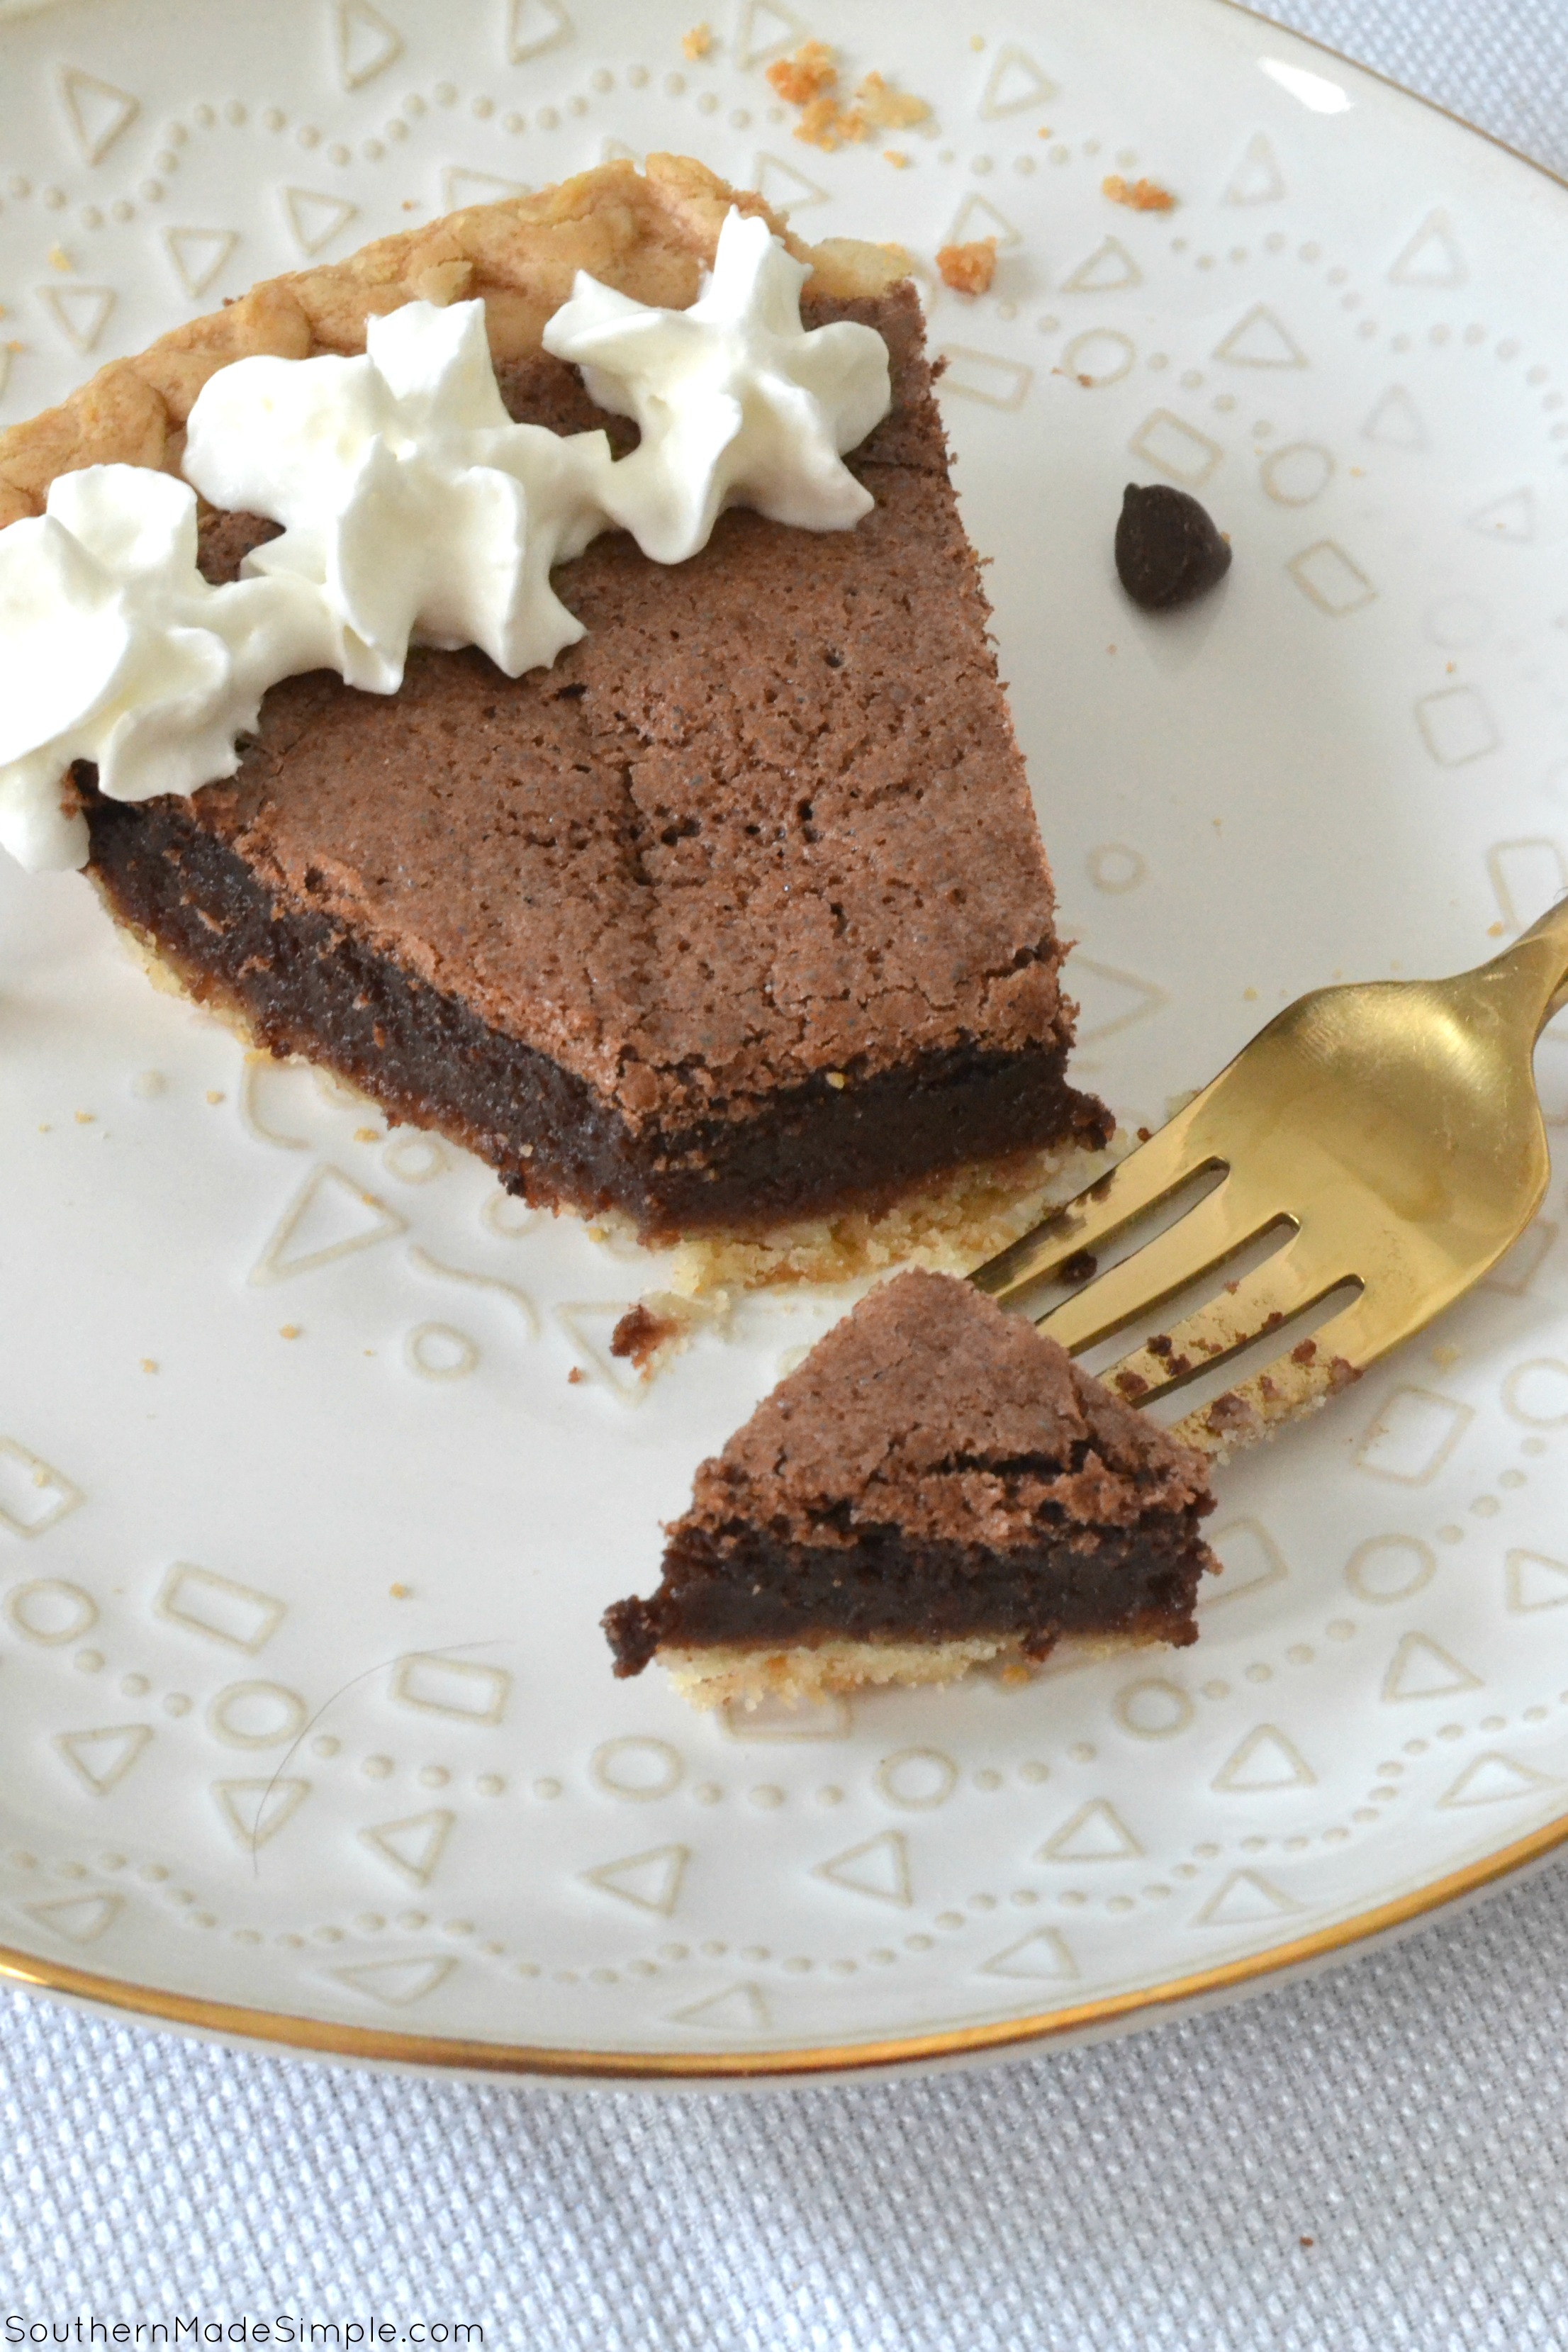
[183,296,616,693]
[0,209,894,873]
[0,466,332,872]
[544,207,892,564]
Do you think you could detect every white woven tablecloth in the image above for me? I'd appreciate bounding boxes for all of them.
[5,4,1568,2343]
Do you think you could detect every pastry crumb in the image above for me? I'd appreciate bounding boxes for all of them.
[1102,173,1176,212]
[937,237,997,295]
[766,38,836,106]
[608,1292,716,1379]
[795,93,854,149]
[206,1088,225,1104]
[681,21,712,58]
[74,1109,95,1124]
[610,1301,682,1374]
[567,1365,586,1384]
[853,70,930,131]
[279,1323,301,1340]
[140,1358,158,1374]
[388,1581,411,1598]
[354,1124,379,1142]
[884,148,909,169]
[47,245,73,272]
[824,1070,847,1090]
[767,44,929,151]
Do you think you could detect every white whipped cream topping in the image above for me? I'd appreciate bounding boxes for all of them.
[183,296,616,693]
[0,466,334,872]
[542,207,892,564]
[0,213,893,873]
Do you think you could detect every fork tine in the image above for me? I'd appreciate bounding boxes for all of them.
[1030,1183,1290,1355]
[970,1109,1224,1309]
[1089,1238,1353,1408]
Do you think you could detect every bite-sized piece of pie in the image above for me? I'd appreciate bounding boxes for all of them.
[0,156,1109,1270]
[603,1267,1218,1707]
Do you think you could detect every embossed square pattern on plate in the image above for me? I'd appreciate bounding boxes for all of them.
[2,0,1568,2083]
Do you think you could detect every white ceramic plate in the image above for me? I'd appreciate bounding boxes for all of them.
[4,0,1568,2082]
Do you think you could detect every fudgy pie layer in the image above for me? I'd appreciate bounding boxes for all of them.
[603,1515,1209,1674]
[83,286,1109,1239]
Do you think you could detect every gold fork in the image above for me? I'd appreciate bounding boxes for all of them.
[970,900,1568,1458]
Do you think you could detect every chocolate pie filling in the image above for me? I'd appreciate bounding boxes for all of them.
[82,287,1109,1239]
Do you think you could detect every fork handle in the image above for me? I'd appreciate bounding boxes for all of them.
[1493,892,1568,1032]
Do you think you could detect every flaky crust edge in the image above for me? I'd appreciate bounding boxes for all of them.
[0,153,909,530]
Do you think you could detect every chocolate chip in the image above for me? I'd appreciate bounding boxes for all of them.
[1114,482,1233,611]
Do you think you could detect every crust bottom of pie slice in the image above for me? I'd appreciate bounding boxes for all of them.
[660,1625,1180,1711]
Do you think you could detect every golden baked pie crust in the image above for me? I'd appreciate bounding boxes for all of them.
[0,153,905,530]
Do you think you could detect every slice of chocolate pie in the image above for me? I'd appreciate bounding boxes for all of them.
[604,1267,1217,1707]
[0,157,1108,1265]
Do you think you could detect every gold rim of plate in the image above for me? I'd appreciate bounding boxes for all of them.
[2,0,1567,2080]
[2,1811,1566,2077]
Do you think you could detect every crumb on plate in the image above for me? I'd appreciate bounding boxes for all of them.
[766,43,930,151]
[1102,172,1176,211]
[853,69,930,130]
[608,1292,714,1379]
[937,237,997,295]
[766,38,836,106]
